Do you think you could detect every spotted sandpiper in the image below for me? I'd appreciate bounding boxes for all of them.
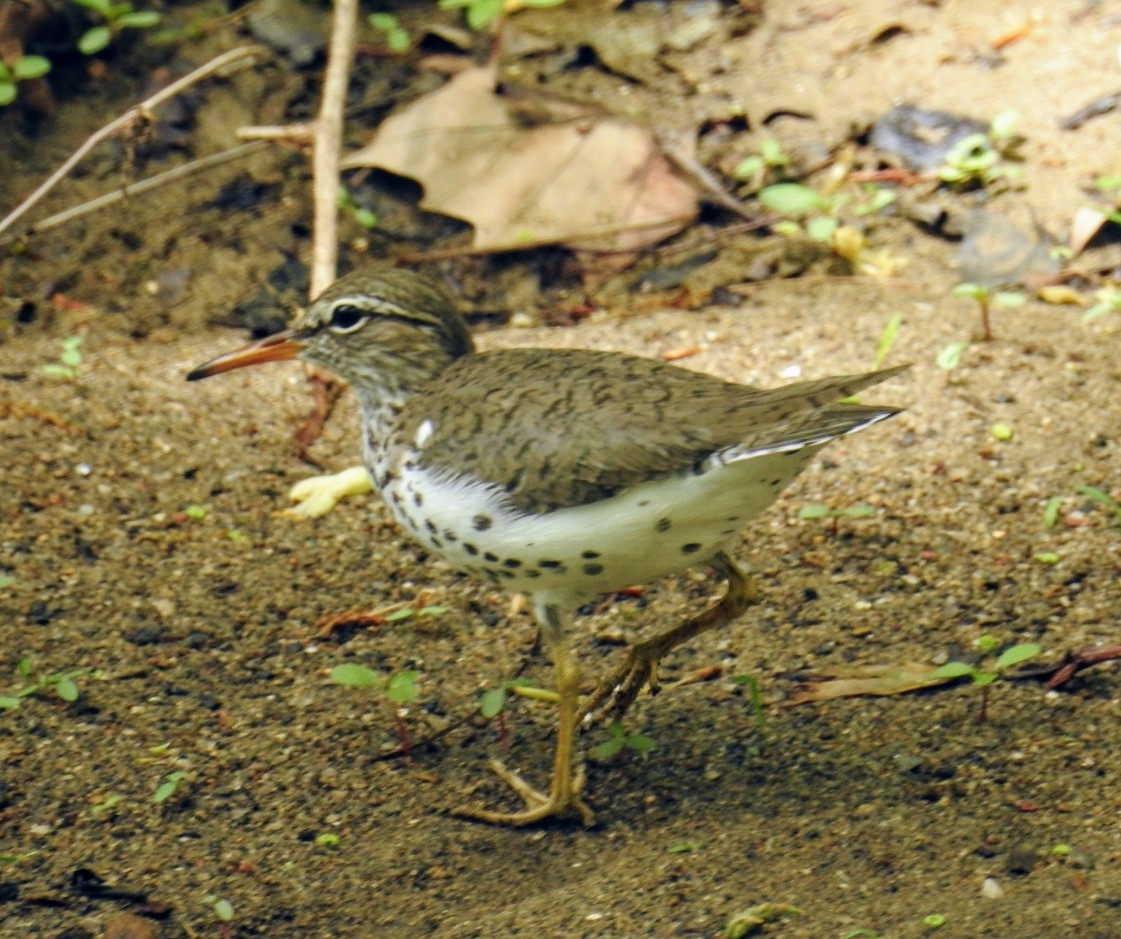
[187,268,906,827]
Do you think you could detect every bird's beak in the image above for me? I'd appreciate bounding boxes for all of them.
[186,330,306,381]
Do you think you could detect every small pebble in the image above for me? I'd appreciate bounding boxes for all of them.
[982,876,1004,899]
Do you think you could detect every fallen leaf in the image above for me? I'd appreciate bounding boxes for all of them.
[784,662,944,705]
[342,65,698,252]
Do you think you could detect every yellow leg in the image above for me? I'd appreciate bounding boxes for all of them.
[579,552,759,726]
[455,605,595,827]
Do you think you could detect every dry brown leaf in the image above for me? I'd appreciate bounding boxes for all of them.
[784,662,944,706]
[341,65,698,253]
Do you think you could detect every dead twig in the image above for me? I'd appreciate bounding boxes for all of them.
[0,45,267,239]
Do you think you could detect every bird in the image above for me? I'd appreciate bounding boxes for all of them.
[187,267,906,827]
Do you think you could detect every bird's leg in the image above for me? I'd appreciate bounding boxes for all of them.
[283,465,372,520]
[579,552,759,726]
[454,605,595,827]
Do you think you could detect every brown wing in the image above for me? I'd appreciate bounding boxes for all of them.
[404,348,905,514]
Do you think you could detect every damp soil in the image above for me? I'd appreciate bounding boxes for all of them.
[4,3,1121,938]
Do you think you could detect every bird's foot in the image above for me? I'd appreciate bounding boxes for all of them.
[578,644,660,727]
[281,466,372,520]
[453,758,595,827]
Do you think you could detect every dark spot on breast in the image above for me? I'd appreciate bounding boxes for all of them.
[539,559,563,568]
[637,499,650,507]
[413,492,424,507]
[525,569,541,578]
[682,542,702,554]
[581,550,601,559]
[770,479,782,487]
[443,530,458,542]
[472,514,493,531]
[726,516,739,523]
[464,543,479,556]
[721,529,735,536]
[504,558,522,568]
[391,492,403,506]
[483,569,500,584]
[425,520,437,534]
[583,563,604,576]
[656,518,671,533]
[430,536,442,548]
[500,569,515,579]
[483,551,499,562]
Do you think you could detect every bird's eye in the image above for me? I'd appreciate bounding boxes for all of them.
[329,304,368,333]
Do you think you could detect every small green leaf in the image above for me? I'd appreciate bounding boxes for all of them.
[1043,495,1062,529]
[41,364,75,379]
[589,736,625,760]
[59,348,83,367]
[226,528,249,542]
[989,110,1019,140]
[55,678,79,702]
[952,282,986,300]
[0,575,14,589]
[212,898,235,922]
[625,733,654,753]
[385,670,420,704]
[418,605,448,617]
[79,26,112,55]
[798,504,831,520]
[935,341,969,371]
[0,82,14,107]
[315,832,341,847]
[758,183,826,216]
[842,504,877,518]
[1034,551,1060,565]
[384,608,415,622]
[0,697,21,709]
[733,155,764,179]
[991,423,1014,441]
[14,56,52,80]
[993,643,1041,670]
[923,913,947,929]
[154,771,186,803]
[759,137,789,167]
[329,663,380,688]
[369,13,398,28]
[184,504,207,519]
[117,10,161,28]
[875,313,902,368]
[805,215,838,242]
[976,634,997,653]
[479,685,507,718]
[928,661,975,680]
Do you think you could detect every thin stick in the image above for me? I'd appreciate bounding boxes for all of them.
[0,45,267,238]
[309,0,357,298]
[0,142,266,243]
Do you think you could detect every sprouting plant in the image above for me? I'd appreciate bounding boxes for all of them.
[730,674,768,745]
[478,677,537,718]
[923,913,947,930]
[733,137,792,189]
[589,721,654,760]
[0,851,40,866]
[90,793,125,817]
[153,770,187,803]
[72,0,162,55]
[315,832,341,848]
[927,637,1041,721]
[851,183,897,217]
[1082,285,1121,323]
[951,282,1026,342]
[758,182,846,242]
[936,340,969,371]
[42,336,83,381]
[0,54,51,107]
[337,185,378,230]
[1077,485,1121,525]
[798,502,876,536]
[938,110,1022,189]
[874,312,902,369]
[368,12,411,52]
[0,658,88,709]
[1043,495,1063,529]
[204,894,235,923]
[438,0,566,31]
[330,664,422,753]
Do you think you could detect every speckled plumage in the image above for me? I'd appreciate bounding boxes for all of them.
[188,267,906,826]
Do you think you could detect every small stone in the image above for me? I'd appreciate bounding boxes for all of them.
[981,876,1004,899]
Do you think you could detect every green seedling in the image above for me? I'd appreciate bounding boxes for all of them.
[923,913,947,930]
[42,336,84,381]
[991,422,1013,441]
[382,605,449,623]
[935,340,969,372]
[337,185,378,230]
[952,282,1026,342]
[1051,843,1072,858]
[368,12,410,52]
[73,0,162,54]
[668,842,700,853]
[1083,285,1121,322]
[315,832,341,848]
[0,658,88,709]
[938,111,1022,189]
[0,851,40,865]
[439,0,566,31]
[479,678,536,718]
[0,55,51,107]
[799,502,876,536]
[733,137,792,189]
[874,313,902,369]
[589,721,654,760]
[1043,495,1063,529]
[730,674,768,744]
[758,182,846,241]
[1077,484,1121,524]
[184,504,207,520]
[153,770,186,803]
[204,894,235,923]
[927,638,1041,721]
[0,575,14,589]
[851,183,897,217]
[331,664,422,754]
[90,793,125,817]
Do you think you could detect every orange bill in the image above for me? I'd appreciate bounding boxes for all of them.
[186,331,306,381]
